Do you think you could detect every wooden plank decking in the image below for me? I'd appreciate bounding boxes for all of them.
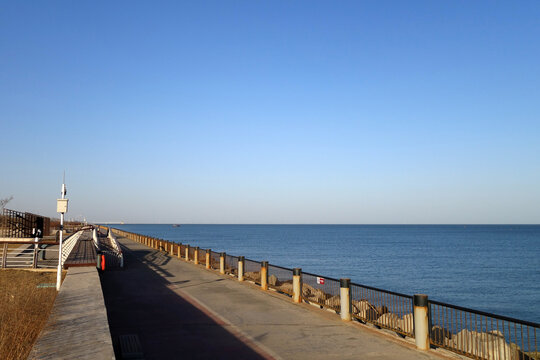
[64,233,97,268]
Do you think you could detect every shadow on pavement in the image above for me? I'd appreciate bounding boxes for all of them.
[100,248,268,360]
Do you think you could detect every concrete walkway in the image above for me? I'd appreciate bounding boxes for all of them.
[101,236,453,360]
[29,266,115,360]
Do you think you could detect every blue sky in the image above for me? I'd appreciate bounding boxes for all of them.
[1,1,539,223]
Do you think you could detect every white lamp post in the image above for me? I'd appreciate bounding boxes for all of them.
[56,179,68,291]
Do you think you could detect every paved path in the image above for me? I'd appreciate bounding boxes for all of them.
[29,266,115,360]
[101,236,453,360]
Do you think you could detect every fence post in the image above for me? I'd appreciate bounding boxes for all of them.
[1,243,7,268]
[170,243,174,255]
[413,294,430,350]
[32,237,39,269]
[178,243,182,258]
[206,249,211,269]
[293,268,302,303]
[185,245,190,261]
[220,252,226,274]
[261,261,268,290]
[194,247,199,265]
[238,256,244,281]
[340,278,351,321]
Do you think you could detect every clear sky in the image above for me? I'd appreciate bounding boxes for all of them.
[1,1,539,224]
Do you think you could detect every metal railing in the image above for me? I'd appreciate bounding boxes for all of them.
[243,258,261,284]
[267,264,294,295]
[1,243,35,268]
[60,231,83,265]
[225,254,238,276]
[210,250,220,270]
[302,272,341,311]
[198,249,206,264]
[104,229,124,268]
[0,231,81,269]
[430,300,538,360]
[350,283,414,337]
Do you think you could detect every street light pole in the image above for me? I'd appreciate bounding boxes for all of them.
[56,178,68,291]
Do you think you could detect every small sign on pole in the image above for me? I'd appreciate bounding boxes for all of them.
[317,277,325,285]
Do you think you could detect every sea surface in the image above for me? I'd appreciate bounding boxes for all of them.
[112,224,540,323]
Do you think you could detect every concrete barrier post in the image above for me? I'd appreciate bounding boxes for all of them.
[340,278,352,321]
[220,252,226,274]
[413,294,430,350]
[185,245,190,261]
[194,247,199,265]
[177,243,182,258]
[261,261,268,290]
[206,249,211,269]
[169,243,174,255]
[293,268,302,303]
[238,256,245,281]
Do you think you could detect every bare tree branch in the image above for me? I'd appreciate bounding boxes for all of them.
[0,196,13,210]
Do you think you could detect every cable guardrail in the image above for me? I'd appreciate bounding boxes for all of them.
[106,226,540,360]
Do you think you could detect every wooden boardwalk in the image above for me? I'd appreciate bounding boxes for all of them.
[64,232,97,268]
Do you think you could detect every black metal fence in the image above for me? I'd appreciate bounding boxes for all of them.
[351,283,414,337]
[302,272,341,311]
[225,254,238,275]
[429,300,538,359]
[244,258,261,284]
[267,264,294,295]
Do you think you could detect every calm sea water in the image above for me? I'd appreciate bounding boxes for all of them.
[112,224,540,323]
